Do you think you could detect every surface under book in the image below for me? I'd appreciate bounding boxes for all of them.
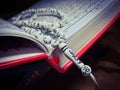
[0,0,120,72]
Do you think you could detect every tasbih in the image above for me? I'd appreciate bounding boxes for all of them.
[11,8,99,90]
[12,8,68,46]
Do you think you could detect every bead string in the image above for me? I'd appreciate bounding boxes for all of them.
[11,8,67,47]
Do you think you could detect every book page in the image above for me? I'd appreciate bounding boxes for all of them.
[0,18,48,53]
[0,18,28,37]
[31,0,115,38]
[0,19,47,64]
[0,37,44,63]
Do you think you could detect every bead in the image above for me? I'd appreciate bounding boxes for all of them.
[58,42,67,49]
[51,39,60,48]
[43,35,52,44]
[29,28,36,35]
[23,27,30,33]
[58,37,66,43]
[35,31,44,41]
[81,65,92,76]
[21,26,26,31]
[16,21,22,25]
[32,14,37,19]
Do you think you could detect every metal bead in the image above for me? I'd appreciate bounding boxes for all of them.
[81,65,92,76]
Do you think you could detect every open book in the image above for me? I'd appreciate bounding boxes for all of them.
[0,0,120,73]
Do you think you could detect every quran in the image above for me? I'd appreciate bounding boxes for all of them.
[0,0,120,73]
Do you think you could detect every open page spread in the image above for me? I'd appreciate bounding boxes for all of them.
[7,0,119,55]
[0,0,120,71]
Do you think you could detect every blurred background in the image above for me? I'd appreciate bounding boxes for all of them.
[0,0,120,90]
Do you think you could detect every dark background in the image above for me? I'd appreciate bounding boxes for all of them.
[0,0,38,19]
[0,0,120,90]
